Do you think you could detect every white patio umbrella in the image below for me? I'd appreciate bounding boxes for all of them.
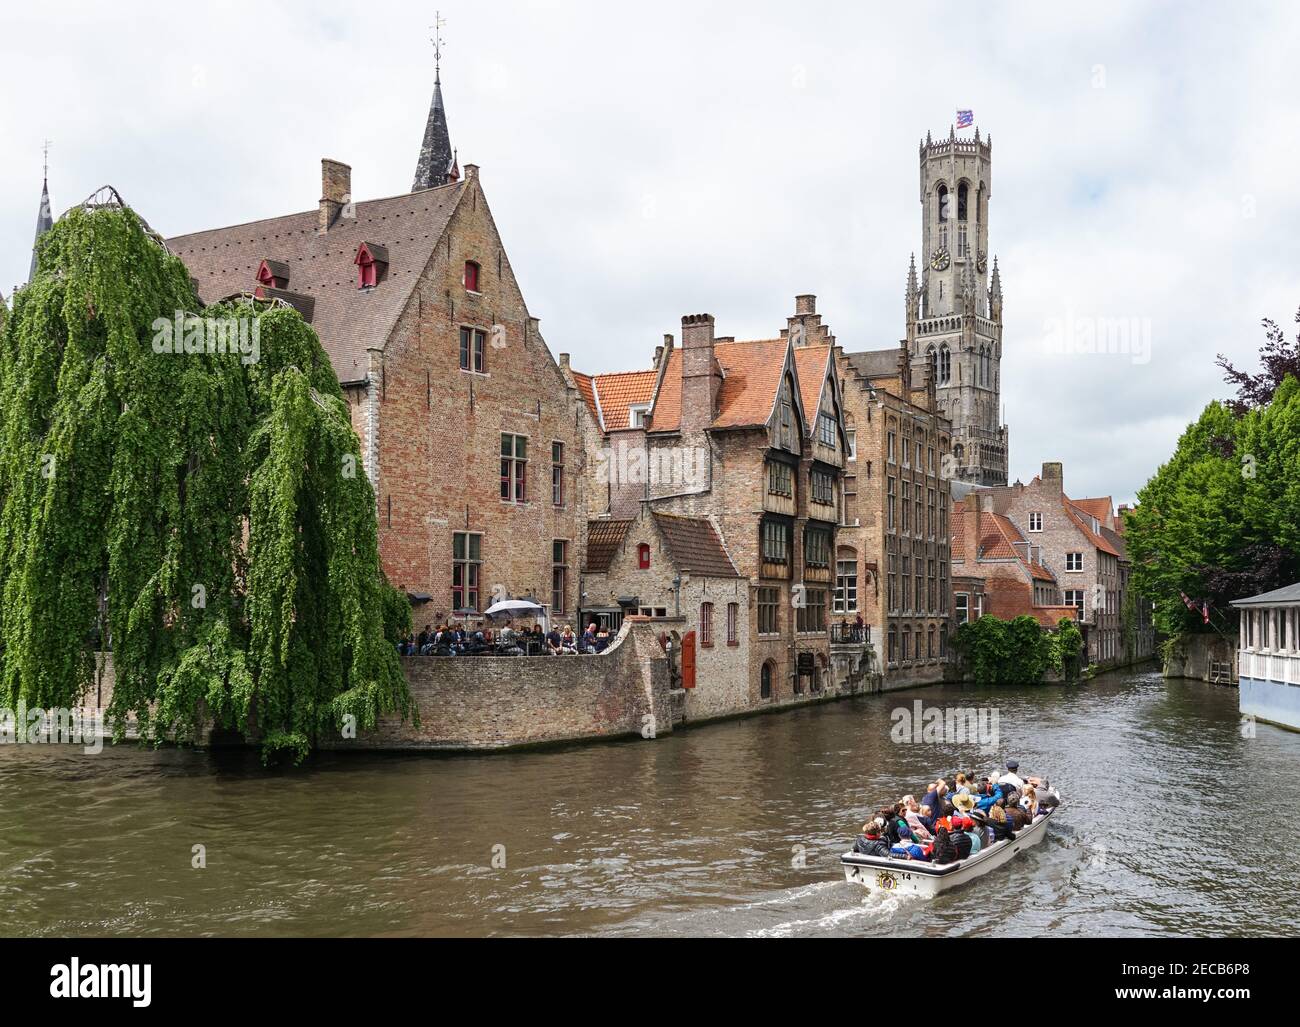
[484,599,545,618]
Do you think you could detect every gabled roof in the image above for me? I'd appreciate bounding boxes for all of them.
[651,513,740,577]
[955,506,1055,584]
[1072,497,1113,525]
[793,345,835,429]
[168,180,466,383]
[572,371,598,425]
[646,338,793,433]
[584,519,634,573]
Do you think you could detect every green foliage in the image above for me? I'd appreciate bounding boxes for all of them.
[1125,377,1300,638]
[954,614,1070,685]
[0,201,414,761]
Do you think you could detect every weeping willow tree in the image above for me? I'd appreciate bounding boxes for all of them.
[0,190,413,761]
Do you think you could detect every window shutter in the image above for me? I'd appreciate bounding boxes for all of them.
[682,631,697,689]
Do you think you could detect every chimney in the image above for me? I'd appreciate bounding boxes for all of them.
[464,164,479,181]
[680,313,720,432]
[319,159,351,233]
[1041,461,1064,493]
[795,294,816,314]
[653,345,663,366]
[558,353,570,372]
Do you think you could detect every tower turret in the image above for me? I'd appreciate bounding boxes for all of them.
[413,15,457,192]
[29,147,53,283]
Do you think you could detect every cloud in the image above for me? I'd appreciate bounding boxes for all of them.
[3,0,1296,504]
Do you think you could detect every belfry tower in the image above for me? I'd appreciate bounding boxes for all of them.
[906,125,1008,486]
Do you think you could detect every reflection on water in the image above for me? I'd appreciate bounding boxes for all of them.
[1,667,1296,937]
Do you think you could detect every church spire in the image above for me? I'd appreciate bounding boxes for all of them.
[989,256,1003,319]
[413,13,456,192]
[905,253,920,322]
[29,141,53,282]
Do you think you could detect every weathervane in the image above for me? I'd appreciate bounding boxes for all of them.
[43,139,51,183]
[430,11,446,78]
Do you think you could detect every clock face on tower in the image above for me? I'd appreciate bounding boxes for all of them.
[976,252,987,274]
[929,247,951,271]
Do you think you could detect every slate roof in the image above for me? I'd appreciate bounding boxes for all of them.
[652,513,740,577]
[843,348,906,380]
[584,519,634,573]
[167,180,466,383]
[1231,582,1300,607]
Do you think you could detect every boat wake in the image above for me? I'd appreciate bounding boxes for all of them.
[748,887,922,937]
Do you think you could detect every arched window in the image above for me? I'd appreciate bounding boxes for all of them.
[760,661,774,700]
[954,443,965,464]
[925,344,936,380]
[939,344,951,384]
[637,543,651,569]
[902,625,911,662]
[937,184,949,223]
[887,626,897,664]
[958,182,969,221]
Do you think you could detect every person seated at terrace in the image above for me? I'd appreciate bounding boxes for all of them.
[593,627,612,653]
[546,626,564,655]
[853,822,891,857]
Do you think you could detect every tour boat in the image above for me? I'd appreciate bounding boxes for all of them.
[841,790,1061,897]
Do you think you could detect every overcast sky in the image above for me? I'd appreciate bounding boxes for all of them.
[3,0,1297,504]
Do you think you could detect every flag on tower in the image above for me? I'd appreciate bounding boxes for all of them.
[956,109,974,129]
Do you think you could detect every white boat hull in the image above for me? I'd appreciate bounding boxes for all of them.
[841,806,1057,897]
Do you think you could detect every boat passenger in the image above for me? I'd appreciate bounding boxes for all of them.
[987,802,1015,842]
[948,818,973,860]
[961,815,983,855]
[922,779,950,818]
[953,772,974,795]
[932,826,959,865]
[968,809,994,848]
[1000,760,1026,791]
[951,793,977,816]
[1004,801,1031,831]
[853,823,891,857]
[906,807,934,843]
[1020,786,1039,818]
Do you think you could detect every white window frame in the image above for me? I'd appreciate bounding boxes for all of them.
[1028,512,1043,533]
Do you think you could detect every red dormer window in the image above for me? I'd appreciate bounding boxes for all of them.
[354,242,389,289]
[637,543,651,570]
[256,259,289,290]
[464,260,480,292]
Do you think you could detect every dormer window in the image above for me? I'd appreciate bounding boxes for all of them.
[354,242,389,289]
[256,259,289,290]
[629,404,650,428]
[464,260,481,293]
[637,543,651,570]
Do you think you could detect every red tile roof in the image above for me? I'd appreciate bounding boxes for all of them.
[792,345,833,426]
[652,513,740,577]
[1063,500,1121,557]
[584,519,634,573]
[589,370,657,431]
[1072,497,1114,525]
[168,181,467,383]
[647,338,793,433]
[572,372,598,425]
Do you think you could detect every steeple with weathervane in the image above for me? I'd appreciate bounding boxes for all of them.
[413,12,459,192]
[30,140,54,283]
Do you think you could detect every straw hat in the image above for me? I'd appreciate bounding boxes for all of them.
[952,793,977,813]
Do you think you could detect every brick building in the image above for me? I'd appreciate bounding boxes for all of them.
[949,492,1077,628]
[566,296,854,715]
[975,462,1155,667]
[167,69,590,624]
[836,340,955,688]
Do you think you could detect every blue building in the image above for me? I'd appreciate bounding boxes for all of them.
[1232,583,1300,732]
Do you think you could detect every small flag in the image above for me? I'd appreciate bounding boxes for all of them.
[956,109,974,129]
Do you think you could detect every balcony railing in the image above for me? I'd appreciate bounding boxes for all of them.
[1240,649,1300,686]
[830,623,872,645]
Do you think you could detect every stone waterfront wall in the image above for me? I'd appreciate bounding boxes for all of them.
[326,618,672,751]
[1163,633,1237,684]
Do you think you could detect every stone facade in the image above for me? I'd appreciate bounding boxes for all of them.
[837,343,954,689]
[907,128,1009,486]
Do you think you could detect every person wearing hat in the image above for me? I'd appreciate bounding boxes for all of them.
[1001,760,1026,790]
[960,813,984,855]
[968,808,995,849]
[952,792,977,814]
[948,817,974,860]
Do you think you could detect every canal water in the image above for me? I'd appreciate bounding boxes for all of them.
[1,666,1296,937]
